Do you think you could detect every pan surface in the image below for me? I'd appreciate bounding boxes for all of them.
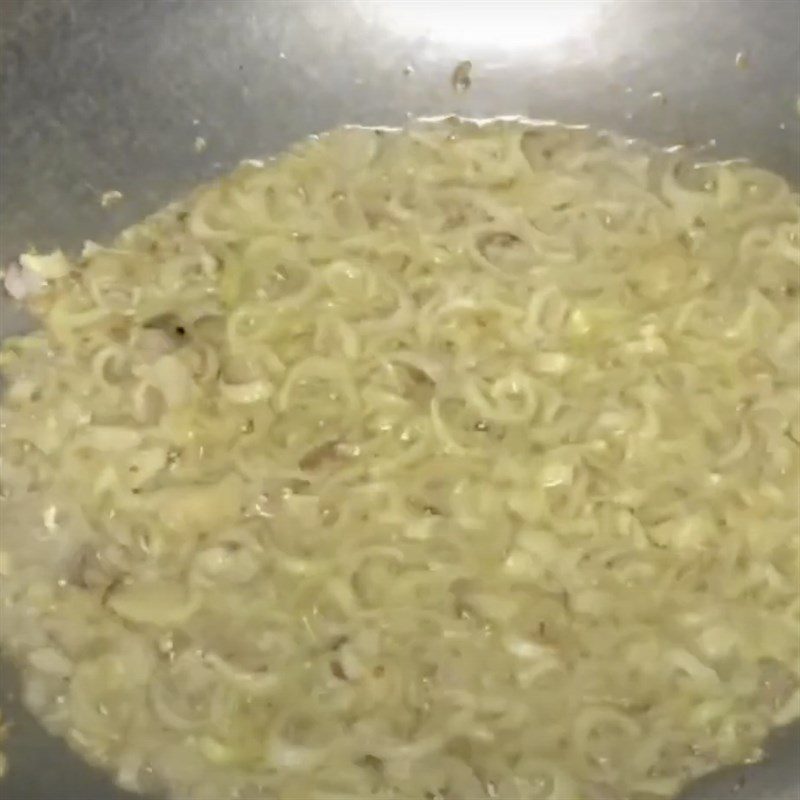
[1,2,798,798]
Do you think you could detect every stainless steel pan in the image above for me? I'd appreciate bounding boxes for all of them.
[1,2,798,798]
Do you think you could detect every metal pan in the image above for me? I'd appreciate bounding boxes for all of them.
[1,2,798,798]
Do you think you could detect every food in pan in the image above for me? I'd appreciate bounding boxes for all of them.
[1,119,798,800]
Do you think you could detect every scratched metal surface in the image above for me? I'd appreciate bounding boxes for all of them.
[1,1,799,798]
